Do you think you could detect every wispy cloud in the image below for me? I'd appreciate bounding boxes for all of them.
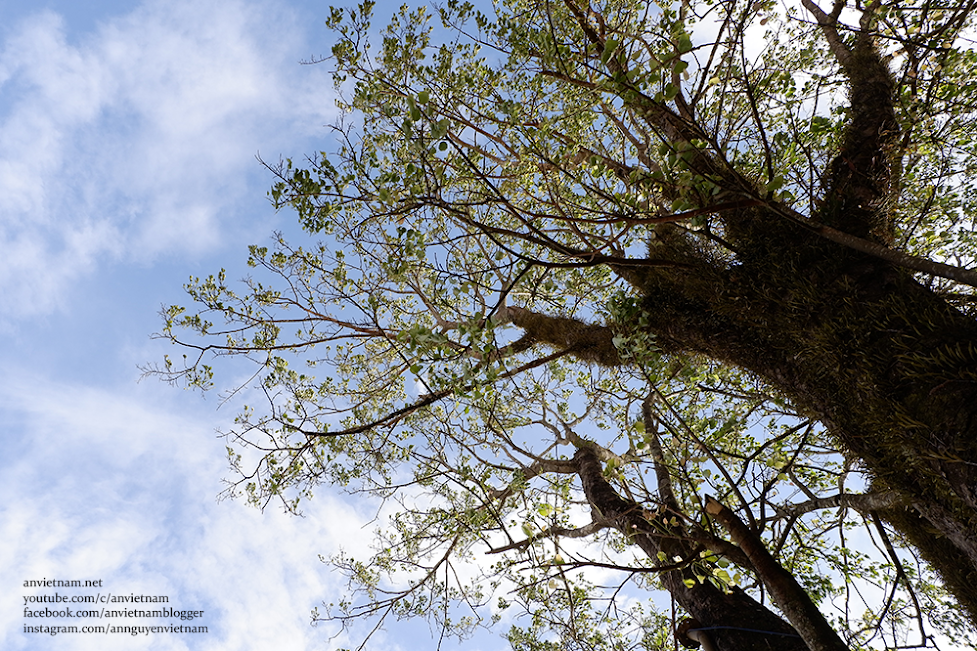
[0,371,370,650]
[0,0,334,318]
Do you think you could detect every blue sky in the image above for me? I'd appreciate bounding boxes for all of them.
[0,1,429,649]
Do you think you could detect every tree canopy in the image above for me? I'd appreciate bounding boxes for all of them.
[152,0,977,649]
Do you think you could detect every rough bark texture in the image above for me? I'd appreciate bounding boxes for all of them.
[505,305,622,367]
[622,240,977,604]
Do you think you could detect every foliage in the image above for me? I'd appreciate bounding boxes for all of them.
[151,0,977,649]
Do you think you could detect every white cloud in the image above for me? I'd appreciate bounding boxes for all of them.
[0,0,334,318]
[0,372,372,650]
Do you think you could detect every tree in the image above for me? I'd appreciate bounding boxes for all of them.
[151,0,977,649]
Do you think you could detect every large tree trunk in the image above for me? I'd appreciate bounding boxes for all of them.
[555,0,977,620]
[621,220,977,620]
[509,247,977,622]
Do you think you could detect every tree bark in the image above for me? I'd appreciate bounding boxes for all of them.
[615,239,977,620]
[574,447,812,651]
[706,497,849,651]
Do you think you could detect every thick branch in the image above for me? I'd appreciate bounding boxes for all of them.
[773,204,977,288]
[706,496,849,651]
[800,0,853,69]
[574,447,806,651]
[501,305,623,366]
[774,490,901,519]
[804,1,900,243]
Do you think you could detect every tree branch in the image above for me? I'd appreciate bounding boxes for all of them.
[706,496,849,651]
[774,490,902,519]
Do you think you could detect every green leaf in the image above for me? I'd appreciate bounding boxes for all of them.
[676,34,693,54]
[601,38,619,66]
[766,175,785,193]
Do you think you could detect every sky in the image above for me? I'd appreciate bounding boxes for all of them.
[0,0,432,649]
